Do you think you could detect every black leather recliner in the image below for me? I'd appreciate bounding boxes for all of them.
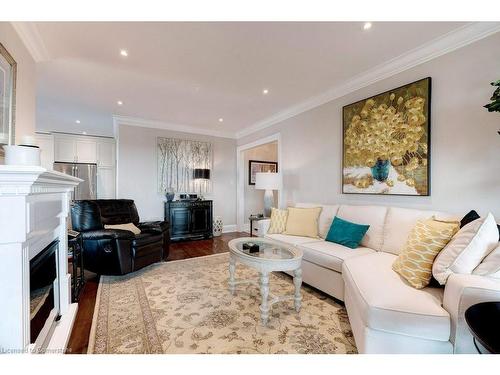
[71,199,170,275]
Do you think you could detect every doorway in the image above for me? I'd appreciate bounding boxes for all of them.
[236,133,282,232]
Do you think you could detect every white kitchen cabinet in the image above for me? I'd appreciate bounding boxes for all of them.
[54,135,77,162]
[76,139,97,163]
[54,134,97,163]
[97,167,116,199]
[35,133,54,169]
[97,138,116,167]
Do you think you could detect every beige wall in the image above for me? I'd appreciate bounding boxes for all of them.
[117,124,237,226]
[0,23,36,144]
[243,141,278,223]
[238,33,500,219]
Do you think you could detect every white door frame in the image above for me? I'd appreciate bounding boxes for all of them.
[236,133,282,232]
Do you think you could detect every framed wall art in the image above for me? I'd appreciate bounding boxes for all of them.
[248,160,278,185]
[157,137,212,193]
[342,77,431,196]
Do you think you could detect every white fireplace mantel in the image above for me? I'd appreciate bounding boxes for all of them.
[0,165,81,353]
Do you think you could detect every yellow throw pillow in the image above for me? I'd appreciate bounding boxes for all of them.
[392,218,459,289]
[283,206,322,238]
[104,222,141,235]
[267,208,288,234]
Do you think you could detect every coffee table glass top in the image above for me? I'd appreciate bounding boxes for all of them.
[231,239,296,260]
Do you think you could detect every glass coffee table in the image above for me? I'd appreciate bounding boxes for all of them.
[227,237,303,326]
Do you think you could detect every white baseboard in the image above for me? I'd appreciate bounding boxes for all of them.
[222,224,238,233]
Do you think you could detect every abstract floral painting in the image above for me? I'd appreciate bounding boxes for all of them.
[342,77,431,196]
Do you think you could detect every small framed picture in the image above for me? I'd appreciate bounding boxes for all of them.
[248,160,278,185]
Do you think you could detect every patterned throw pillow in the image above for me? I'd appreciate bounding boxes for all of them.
[267,208,288,234]
[392,218,459,289]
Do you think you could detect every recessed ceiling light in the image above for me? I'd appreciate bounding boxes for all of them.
[120,49,128,57]
[75,120,81,124]
[218,118,224,123]
[82,131,87,135]
[363,22,372,30]
[117,100,123,106]
[262,89,269,95]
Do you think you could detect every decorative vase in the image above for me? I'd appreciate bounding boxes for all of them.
[213,216,223,237]
[371,159,390,182]
[165,188,175,202]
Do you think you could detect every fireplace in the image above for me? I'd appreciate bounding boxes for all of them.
[30,240,60,346]
[0,166,80,352]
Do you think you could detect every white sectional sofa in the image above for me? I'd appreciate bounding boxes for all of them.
[257,203,500,354]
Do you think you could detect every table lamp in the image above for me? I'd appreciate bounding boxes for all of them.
[193,168,210,199]
[255,172,282,217]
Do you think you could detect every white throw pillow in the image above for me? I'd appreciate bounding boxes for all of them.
[104,222,141,235]
[432,213,499,285]
[473,243,500,279]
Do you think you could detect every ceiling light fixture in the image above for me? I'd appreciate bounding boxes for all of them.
[117,100,123,106]
[218,118,224,123]
[75,120,81,124]
[82,131,87,135]
[120,49,128,57]
[262,89,269,95]
[363,22,372,30]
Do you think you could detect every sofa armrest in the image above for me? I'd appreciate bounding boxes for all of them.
[257,219,271,237]
[81,229,135,241]
[138,220,169,233]
[443,274,500,353]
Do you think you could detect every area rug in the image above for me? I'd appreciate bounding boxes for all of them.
[88,253,356,354]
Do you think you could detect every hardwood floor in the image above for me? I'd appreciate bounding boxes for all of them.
[66,231,248,354]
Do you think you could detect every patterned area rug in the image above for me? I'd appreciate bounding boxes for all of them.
[88,253,356,354]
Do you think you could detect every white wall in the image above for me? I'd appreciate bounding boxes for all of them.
[238,33,500,219]
[117,124,237,226]
[0,22,36,144]
[243,142,278,223]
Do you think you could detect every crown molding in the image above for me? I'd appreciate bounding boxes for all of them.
[236,22,500,139]
[113,115,237,139]
[11,22,50,62]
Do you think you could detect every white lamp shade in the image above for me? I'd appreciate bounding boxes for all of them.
[255,172,282,190]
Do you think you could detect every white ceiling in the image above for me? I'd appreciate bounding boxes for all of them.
[30,22,473,137]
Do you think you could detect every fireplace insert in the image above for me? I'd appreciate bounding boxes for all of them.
[30,240,59,345]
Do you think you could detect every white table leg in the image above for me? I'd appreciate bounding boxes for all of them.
[293,268,302,312]
[228,256,236,295]
[259,271,270,326]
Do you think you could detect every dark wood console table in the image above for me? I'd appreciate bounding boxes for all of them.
[165,200,213,241]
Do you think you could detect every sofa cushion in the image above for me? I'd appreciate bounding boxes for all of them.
[295,203,340,238]
[382,207,442,255]
[265,233,322,247]
[299,241,375,273]
[337,205,387,251]
[283,206,322,238]
[392,218,459,289]
[473,243,500,278]
[433,213,499,285]
[325,216,370,249]
[267,208,288,234]
[342,252,451,341]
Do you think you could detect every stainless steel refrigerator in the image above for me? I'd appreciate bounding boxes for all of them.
[53,162,97,200]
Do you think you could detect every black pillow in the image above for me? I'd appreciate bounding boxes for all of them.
[460,210,480,228]
[460,210,500,241]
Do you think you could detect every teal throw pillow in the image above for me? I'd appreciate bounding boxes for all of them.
[325,216,370,249]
